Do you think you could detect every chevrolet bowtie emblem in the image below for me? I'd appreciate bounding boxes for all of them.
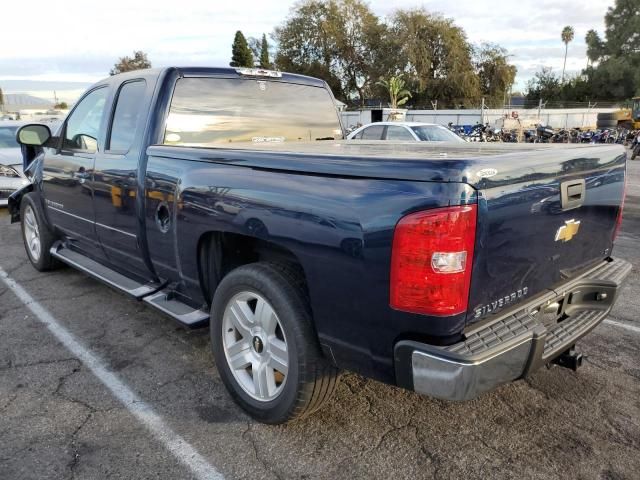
[555,219,581,242]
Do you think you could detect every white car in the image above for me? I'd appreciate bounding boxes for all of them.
[0,120,62,207]
[0,121,30,207]
[347,121,465,143]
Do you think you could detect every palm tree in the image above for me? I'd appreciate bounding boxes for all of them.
[585,29,601,68]
[561,26,575,83]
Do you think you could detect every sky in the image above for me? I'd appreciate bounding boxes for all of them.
[0,0,616,103]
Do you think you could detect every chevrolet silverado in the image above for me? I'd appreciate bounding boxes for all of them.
[9,67,630,423]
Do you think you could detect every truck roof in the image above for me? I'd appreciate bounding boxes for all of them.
[98,67,328,88]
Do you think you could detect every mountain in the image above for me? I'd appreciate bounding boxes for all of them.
[3,93,53,109]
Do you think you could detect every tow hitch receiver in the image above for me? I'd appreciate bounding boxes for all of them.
[552,346,583,371]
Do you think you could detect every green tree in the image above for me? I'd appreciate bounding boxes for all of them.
[230,30,254,68]
[576,0,640,100]
[259,34,271,69]
[274,1,342,98]
[377,76,411,109]
[561,26,575,82]
[474,43,517,107]
[390,8,480,107]
[603,0,640,56]
[0,88,4,110]
[525,67,562,107]
[53,101,68,110]
[109,51,152,75]
[274,0,389,105]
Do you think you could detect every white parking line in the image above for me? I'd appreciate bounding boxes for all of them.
[604,318,640,334]
[0,267,224,480]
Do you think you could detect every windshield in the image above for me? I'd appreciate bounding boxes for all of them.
[411,125,465,143]
[0,126,19,149]
[164,78,343,146]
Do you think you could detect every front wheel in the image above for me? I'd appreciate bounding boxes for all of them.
[211,262,339,423]
[20,193,61,271]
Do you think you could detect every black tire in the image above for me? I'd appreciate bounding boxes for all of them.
[210,262,339,424]
[20,193,61,271]
[596,119,618,129]
[597,112,618,121]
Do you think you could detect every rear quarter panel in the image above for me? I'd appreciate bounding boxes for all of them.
[143,148,476,383]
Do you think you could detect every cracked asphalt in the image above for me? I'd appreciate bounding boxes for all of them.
[1,157,640,480]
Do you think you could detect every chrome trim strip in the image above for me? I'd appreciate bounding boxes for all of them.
[95,221,137,238]
[48,206,136,239]
[48,205,91,223]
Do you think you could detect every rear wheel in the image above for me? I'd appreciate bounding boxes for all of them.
[211,262,339,423]
[20,193,61,271]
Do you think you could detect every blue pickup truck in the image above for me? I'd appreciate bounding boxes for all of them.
[10,67,630,423]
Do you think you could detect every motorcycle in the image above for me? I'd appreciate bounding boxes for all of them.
[534,125,555,143]
[631,132,640,160]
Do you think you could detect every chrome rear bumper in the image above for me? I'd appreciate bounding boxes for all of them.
[394,257,632,401]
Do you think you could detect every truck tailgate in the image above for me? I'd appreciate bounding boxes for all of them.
[466,144,626,325]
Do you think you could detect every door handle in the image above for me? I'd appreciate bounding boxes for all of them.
[560,179,586,210]
[566,184,583,200]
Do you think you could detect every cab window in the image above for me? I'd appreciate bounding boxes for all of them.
[108,80,146,152]
[164,78,342,145]
[63,88,108,153]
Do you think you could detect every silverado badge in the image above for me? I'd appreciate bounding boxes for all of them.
[555,219,581,242]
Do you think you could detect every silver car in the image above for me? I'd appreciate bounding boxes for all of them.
[0,121,30,207]
[347,121,466,143]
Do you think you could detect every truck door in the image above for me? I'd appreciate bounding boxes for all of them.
[93,79,152,280]
[42,86,109,257]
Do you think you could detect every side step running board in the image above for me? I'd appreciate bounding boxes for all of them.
[50,241,161,300]
[143,290,210,328]
[51,242,208,328]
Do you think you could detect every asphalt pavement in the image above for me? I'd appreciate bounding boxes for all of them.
[1,156,639,480]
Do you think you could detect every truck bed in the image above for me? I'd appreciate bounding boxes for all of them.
[148,141,625,186]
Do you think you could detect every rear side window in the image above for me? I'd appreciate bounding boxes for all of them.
[385,126,414,141]
[411,125,464,142]
[108,80,146,152]
[360,125,384,140]
[164,78,342,146]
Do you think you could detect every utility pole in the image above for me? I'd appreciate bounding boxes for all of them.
[537,98,543,123]
[481,97,486,125]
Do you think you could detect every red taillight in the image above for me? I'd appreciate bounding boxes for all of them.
[390,205,477,316]
[613,176,626,242]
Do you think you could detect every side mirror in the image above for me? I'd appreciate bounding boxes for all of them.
[16,124,52,147]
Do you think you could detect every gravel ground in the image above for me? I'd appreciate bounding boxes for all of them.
[1,157,639,480]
